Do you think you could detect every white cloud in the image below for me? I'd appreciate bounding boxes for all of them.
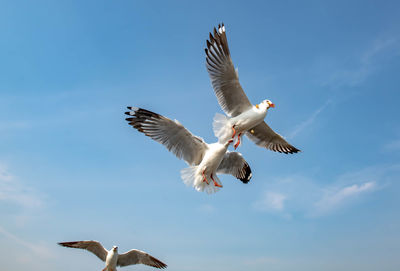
[197,204,216,214]
[253,164,397,218]
[243,256,279,266]
[0,121,31,132]
[0,164,43,209]
[319,37,399,88]
[287,100,331,139]
[383,139,400,152]
[313,181,376,216]
[0,225,53,259]
[253,191,287,212]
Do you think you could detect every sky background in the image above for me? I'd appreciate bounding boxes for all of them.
[1,0,400,270]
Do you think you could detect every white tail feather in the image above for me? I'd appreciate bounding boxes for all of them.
[213,113,232,143]
[180,166,221,194]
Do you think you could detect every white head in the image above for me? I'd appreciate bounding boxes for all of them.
[256,99,275,110]
[112,246,118,252]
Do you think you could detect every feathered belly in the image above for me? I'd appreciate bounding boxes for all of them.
[200,148,226,174]
[232,111,266,133]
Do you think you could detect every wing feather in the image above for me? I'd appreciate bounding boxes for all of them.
[217,151,252,183]
[58,241,107,262]
[246,122,300,154]
[205,23,252,117]
[117,249,167,269]
[125,107,208,165]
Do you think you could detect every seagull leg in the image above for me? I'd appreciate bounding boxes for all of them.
[211,173,223,188]
[231,125,236,139]
[234,133,242,149]
[202,170,209,184]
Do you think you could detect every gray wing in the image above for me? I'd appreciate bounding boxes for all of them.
[117,249,167,269]
[205,23,252,117]
[246,122,300,154]
[58,241,107,262]
[217,151,252,183]
[125,107,208,166]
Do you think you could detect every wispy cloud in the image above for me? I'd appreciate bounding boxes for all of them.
[0,164,43,209]
[253,164,398,217]
[0,225,54,260]
[253,191,287,212]
[242,256,279,266]
[320,37,399,88]
[0,121,31,132]
[197,204,216,214]
[313,181,376,216]
[287,100,331,139]
[383,138,400,152]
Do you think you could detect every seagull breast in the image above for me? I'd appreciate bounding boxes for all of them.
[200,143,229,174]
[230,106,268,132]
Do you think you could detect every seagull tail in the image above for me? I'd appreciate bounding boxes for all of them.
[213,113,232,143]
[180,166,221,194]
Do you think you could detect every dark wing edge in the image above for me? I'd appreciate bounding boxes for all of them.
[58,241,107,262]
[217,151,252,183]
[117,249,167,269]
[205,23,252,117]
[246,122,300,154]
[125,107,207,165]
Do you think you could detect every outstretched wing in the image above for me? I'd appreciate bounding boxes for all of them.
[217,151,252,183]
[205,23,252,117]
[246,122,300,154]
[125,107,208,165]
[58,241,107,262]
[117,249,167,269]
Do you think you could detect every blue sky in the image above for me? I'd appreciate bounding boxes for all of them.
[1,0,400,270]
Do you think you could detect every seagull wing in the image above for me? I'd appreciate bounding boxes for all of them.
[58,241,108,262]
[125,107,208,166]
[217,151,252,183]
[205,23,252,117]
[117,249,167,269]
[246,122,300,154]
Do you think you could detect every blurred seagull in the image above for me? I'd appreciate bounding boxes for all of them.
[58,240,167,270]
[205,23,300,154]
[125,107,252,194]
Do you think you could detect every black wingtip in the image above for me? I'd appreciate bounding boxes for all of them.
[240,164,252,184]
[290,147,301,154]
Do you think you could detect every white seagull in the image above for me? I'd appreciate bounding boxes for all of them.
[205,23,300,154]
[125,107,252,194]
[58,240,167,271]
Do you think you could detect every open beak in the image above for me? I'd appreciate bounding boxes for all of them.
[270,103,275,108]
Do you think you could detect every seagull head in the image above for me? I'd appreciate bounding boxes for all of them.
[112,246,118,252]
[256,100,275,110]
[264,99,275,109]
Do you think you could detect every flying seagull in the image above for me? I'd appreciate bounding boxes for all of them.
[125,107,252,194]
[58,241,167,271]
[205,23,300,154]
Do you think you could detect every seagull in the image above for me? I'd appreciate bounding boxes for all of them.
[205,23,300,154]
[58,241,167,271]
[125,107,252,194]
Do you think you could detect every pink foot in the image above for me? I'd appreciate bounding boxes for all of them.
[202,170,209,184]
[211,174,223,188]
[234,133,242,149]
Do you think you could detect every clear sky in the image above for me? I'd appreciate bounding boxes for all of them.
[1,0,400,270]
